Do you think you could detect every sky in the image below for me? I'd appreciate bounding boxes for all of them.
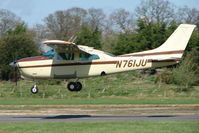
[0,0,199,28]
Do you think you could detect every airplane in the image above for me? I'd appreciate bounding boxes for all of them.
[10,24,196,94]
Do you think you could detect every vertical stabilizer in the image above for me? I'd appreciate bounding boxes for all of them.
[124,24,196,59]
[156,24,196,52]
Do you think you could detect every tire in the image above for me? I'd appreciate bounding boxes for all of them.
[31,85,38,94]
[67,82,77,91]
[75,82,82,91]
[101,71,106,76]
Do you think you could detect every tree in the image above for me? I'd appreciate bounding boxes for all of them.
[177,6,199,29]
[135,0,175,25]
[44,7,87,40]
[66,7,88,35]
[32,24,48,42]
[113,19,177,55]
[44,10,71,40]
[113,33,136,55]
[0,9,22,38]
[185,30,199,64]
[172,52,198,90]
[109,9,135,33]
[87,8,106,31]
[75,25,102,49]
[30,24,49,53]
[0,24,39,80]
[135,19,169,50]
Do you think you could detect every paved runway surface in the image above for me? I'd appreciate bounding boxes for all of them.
[0,115,199,122]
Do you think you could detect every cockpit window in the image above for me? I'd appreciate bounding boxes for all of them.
[57,53,74,60]
[43,49,55,59]
[79,53,100,61]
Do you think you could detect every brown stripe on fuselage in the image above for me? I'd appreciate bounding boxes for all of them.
[150,58,181,62]
[19,61,118,68]
[118,50,184,57]
[18,56,51,62]
[147,58,181,63]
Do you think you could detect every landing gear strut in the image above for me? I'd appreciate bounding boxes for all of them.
[67,82,82,92]
[31,80,38,94]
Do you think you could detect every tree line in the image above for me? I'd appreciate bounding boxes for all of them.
[0,0,199,87]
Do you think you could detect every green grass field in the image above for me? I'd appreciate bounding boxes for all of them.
[0,98,199,105]
[0,121,198,133]
[0,71,199,105]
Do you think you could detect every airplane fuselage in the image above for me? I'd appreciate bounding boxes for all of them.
[17,55,177,80]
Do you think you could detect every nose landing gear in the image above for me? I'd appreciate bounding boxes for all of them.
[31,80,38,94]
[31,85,38,94]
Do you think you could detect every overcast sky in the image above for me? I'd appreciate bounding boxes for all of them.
[0,0,199,27]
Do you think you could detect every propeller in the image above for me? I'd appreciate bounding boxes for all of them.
[9,57,18,86]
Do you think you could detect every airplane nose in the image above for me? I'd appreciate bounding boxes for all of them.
[9,61,15,66]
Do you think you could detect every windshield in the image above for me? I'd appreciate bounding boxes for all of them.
[104,52,115,56]
[43,49,55,59]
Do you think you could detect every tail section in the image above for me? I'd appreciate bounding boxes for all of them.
[155,24,196,56]
[122,24,196,59]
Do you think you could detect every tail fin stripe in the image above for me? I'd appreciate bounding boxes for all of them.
[118,50,184,57]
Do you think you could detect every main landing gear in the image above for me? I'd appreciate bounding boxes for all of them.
[67,82,82,92]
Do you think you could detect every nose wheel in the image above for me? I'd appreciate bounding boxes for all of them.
[31,85,38,94]
[67,82,82,92]
[31,80,38,94]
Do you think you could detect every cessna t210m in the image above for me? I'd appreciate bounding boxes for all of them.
[11,24,196,94]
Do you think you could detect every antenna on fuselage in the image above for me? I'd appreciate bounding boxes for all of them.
[71,36,77,43]
[68,35,77,43]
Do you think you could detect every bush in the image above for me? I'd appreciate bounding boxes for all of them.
[0,24,39,80]
[155,69,174,84]
[172,52,198,89]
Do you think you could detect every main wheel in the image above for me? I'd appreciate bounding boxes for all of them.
[67,82,77,91]
[75,82,82,91]
[31,85,38,94]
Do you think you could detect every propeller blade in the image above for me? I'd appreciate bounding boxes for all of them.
[14,63,18,86]
[14,57,18,86]
[10,57,18,86]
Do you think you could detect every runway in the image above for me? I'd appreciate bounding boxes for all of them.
[0,115,199,122]
[0,104,198,122]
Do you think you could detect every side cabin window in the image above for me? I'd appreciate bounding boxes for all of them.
[79,53,100,61]
[57,53,74,60]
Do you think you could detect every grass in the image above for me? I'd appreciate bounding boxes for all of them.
[0,121,198,133]
[0,98,199,105]
[0,71,199,105]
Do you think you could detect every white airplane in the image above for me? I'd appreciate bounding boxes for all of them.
[11,24,196,94]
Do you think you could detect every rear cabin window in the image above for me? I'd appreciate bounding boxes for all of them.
[79,53,100,61]
[57,53,74,60]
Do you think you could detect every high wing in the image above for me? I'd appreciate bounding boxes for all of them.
[44,40,79,52]
[43,40,94,55]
